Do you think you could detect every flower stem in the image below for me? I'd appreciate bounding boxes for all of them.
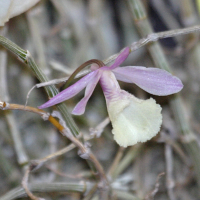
[0,35,79,137]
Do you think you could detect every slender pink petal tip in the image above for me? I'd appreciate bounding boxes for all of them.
[38,103,49,109]
[71,101,87,115]
[177,78,184,90]
[110,47,130,69]
[71,72,101,115]
[38,100,57,109]
[125,46,131,53]
[71,109,84,116]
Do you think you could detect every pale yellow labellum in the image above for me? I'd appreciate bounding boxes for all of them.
[107,91,162,147]
[0,0,40,26]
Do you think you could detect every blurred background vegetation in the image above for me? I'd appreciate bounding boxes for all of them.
[1,0,200,199]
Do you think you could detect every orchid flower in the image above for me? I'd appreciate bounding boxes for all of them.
[39,47,183,147]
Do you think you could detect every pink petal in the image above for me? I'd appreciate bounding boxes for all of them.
[109,47,130,69]
[72,71,101,115]
[113,66,183,96]
[38,71,98,109]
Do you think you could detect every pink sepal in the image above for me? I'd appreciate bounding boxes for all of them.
[113,66,183,96]
[109,47,130,69]
[38,70,98,109]
[72,71,101,115]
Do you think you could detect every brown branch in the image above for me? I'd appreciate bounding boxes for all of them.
[22,167,45,200]
[0,101,108,199]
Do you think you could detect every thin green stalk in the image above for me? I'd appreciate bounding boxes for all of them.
[112,144,142,180]
[0,39,28,166]
[0,36,107,184]
[128,0,200,188]
[0,182,89,200]
[0,36,79,137]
